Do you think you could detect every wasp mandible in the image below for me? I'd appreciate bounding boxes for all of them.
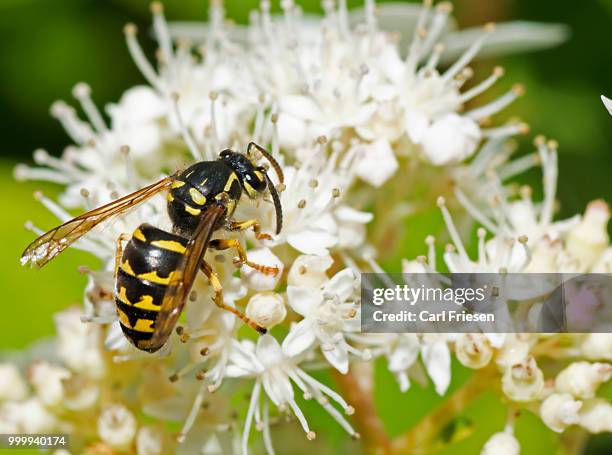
[21,142,283,353]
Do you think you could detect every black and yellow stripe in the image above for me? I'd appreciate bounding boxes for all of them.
[114,223,188,351]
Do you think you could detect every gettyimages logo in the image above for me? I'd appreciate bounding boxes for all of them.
[361,273,612,333]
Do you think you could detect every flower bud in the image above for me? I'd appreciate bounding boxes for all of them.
[246,292,287,329]
[555,361,611,399]
[591,247,612,273]
[455,334,492,369]
[502,356,544,401]
[240,247,284,291]
[578,398,612,433]
[540,393,582,433]
[287,254,333,287]
[566,200,610,271]
[62,374,99,411]
[97,404,137,451]
[0,363,29,402]
[581,334,612,361]
[1,398,57,433]
[137,426,164,455]
[28,361,70,407]
[481,431,520,455]
[496,335,531,370]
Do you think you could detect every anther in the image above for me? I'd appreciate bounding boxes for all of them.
[345,405,355,415]
[168,373,179,383]
[297,199,307,209]
[110,191,119,199]
[306,431,316,441]
[436,196,446,207]
[150,1,163,13]
[518,235,528,244]
[33,149,48,164]
[72,82,91,98]
[120,145,130,156]
[189,291,198,302]
[77,266,91,275]
[209,91,218,101]
[512,84,525,96]
[123,23,138,36]
[425,235,435,245]
[80,188,90,199]
[195,370,206,380]
[299,265,307,274]
[309,179,319,188]
[170,92,180,102]
[484,22,496,33]
[332,188,340,198]
[316,135,327,144]
[200,347,210,356]
[175,326,185,335]
[180,333,190,343]
[493,66,505,77]
[477,228,486,238]
[276,183,286,193]
[270,113,279,123]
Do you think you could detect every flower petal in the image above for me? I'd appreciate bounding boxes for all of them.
[282,320,317,357]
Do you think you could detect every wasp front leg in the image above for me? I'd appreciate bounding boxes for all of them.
[228,219,272,240]
[209,238,278,275]
[200,261,266,334]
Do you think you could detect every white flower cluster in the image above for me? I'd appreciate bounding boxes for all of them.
[6,1,610,454]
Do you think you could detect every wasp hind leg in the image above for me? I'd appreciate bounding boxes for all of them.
[114,233,130,277]
[200,261,266,334]
[228,218,272,240]
[209,238,278,275]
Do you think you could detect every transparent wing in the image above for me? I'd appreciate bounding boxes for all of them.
[21,175,176,268]
[144,205,226,352]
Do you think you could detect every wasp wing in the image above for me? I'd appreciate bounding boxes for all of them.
[143,204,227,352]
[21,175,176,268]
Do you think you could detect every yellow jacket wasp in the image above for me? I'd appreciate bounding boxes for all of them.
[21,142,283,353]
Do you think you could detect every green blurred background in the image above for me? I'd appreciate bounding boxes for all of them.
[1,0,611,454]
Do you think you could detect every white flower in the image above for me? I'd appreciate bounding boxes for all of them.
[0,398,57,433]
[455,334,493,369]
[226,335,357,454]
[240,247,284,291]
[137,426,165,455]
[420,113,482,165]
[97,404,138,451]
[481,431,520,455]
[351,139,398,187]
[554,361,611,399]
[421,334,452,395]
[565,200,610,270]
[578,398,612,433]
[501,355,544,402]
[246,292,287,329]
[0,364,29,402]
[540,393,582,433]
[581,334,612,361]
[287,254,333,287]
[285,268,363,373]
[54,307,105,378]
[28,361,70,408]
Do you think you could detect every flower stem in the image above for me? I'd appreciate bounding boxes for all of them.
[391,365,497,454]
[333,362,392,454]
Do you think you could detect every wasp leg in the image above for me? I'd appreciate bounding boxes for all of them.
[228,219,272,240]
[200,261,267,334]
[113,233,130,277]
[209,238,278,275]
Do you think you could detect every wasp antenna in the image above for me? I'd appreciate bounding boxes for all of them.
[264,172,283,235]
[248,142,284,184]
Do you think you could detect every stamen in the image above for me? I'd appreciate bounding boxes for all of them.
[151,2,174,67]
[459,66,504,103]
[171,92,203,161]
[124,23,161,90]
[242,381,262,455]
[34,191,72,222]
[467,84,524,120]
[443,23,495,82]
[177,382,207,443]
[437,196,469,261]
[72,82,108,134]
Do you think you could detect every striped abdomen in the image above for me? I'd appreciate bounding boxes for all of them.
[115,223,188,352]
